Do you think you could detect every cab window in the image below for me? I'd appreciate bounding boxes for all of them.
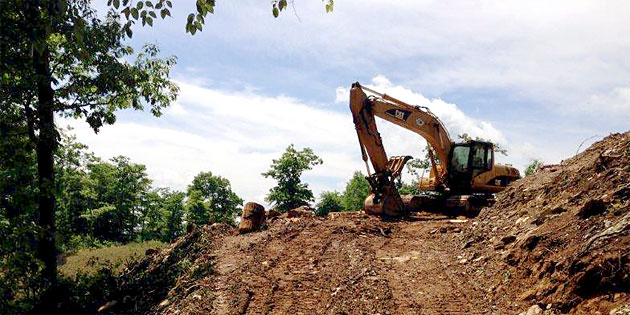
[472,145,486,168]
[486,149,493,170]
[451,146,470,172]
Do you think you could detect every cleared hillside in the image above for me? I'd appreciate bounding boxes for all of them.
[104,132,630,314]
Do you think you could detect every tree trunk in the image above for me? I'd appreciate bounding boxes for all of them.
[33,44,57,289]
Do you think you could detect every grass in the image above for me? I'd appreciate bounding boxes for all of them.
[59,240,167,278]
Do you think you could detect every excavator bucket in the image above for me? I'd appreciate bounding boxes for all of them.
[363,156,412,217]
[364,185,406,217]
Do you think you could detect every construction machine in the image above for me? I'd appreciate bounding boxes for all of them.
[349,82,521,217]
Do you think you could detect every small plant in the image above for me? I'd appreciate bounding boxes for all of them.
[525,159,544,176]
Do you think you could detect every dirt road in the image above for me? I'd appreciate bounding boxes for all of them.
[152,213,506,314]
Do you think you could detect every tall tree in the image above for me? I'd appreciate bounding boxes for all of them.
[186,172,243,225]
[160,190,186,242]
[262,144,323,211]
[1,1,178,292]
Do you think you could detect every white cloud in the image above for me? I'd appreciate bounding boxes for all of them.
[64,75,513,206]
[583,87,630,114]
[185,0,630,108]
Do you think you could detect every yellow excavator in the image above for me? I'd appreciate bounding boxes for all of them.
[349,82,521,217]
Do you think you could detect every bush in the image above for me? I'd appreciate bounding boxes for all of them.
[316,191,343,216]
[59,241,166,277]
[0,217,44,313]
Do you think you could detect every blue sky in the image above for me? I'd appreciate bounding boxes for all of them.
[66,0,630,206]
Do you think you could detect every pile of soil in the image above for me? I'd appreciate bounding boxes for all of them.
[108,132,629,314]
[461,132,630,314]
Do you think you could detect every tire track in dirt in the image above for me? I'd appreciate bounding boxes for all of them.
[160,214,493,314]
[374,219,490,314]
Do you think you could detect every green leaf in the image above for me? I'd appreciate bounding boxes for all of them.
[131,8,139,19]
[113,0,120,9]
[279,0,287,11]
[146,16,153,26]
[166,0,172,8]
[160,9,167,18]
[136,1,143,9]
[272,6,279,18]
[187,13,194,24]
[196,0,203,14]
[149,11,157,18]
[146,1,153,7]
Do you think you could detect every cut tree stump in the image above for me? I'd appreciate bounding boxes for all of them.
[287,206,314,218]
[239,202,266,234]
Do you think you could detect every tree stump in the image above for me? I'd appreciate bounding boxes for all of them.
[239,202,266,234]
[287,206,314,218]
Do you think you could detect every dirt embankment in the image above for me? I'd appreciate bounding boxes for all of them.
[109,132,629,314]
[461,132,630,314]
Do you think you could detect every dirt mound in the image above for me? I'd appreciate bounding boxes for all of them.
[461,132,630,313]
[108,132,630,314]
[108,212,494,314]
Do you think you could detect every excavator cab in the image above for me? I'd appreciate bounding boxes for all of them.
[447,141,494,193]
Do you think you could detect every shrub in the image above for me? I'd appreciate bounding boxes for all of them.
[316,191,343,216]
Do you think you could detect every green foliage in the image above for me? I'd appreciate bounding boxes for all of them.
[57,265,119,313]
[316,191,343,216]
[78,156,152,242]
[0,218,44,313]
[406,145,437,179]
[397,181,420,195]
[458,133,508,156]
[185,172,243,225]
[262,144,323,212]
[2,0,179,300]
[160,190,186,242]
[342,171,370,212]
[109,0,334,35]
[525,159,544,176]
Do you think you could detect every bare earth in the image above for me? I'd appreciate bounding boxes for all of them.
[116,132,630,315]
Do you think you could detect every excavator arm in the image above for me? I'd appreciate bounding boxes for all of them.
[349,82,453,215]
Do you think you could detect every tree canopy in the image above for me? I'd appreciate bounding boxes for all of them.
[185,172,243,225]
[316,191,343,216]
[262,144,323,211]
[342,171,370,212]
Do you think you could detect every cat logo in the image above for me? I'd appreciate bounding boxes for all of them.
[395,110,405,120]
[385,109,411,121]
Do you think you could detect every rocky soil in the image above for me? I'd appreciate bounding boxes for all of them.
[107,132,630,314]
